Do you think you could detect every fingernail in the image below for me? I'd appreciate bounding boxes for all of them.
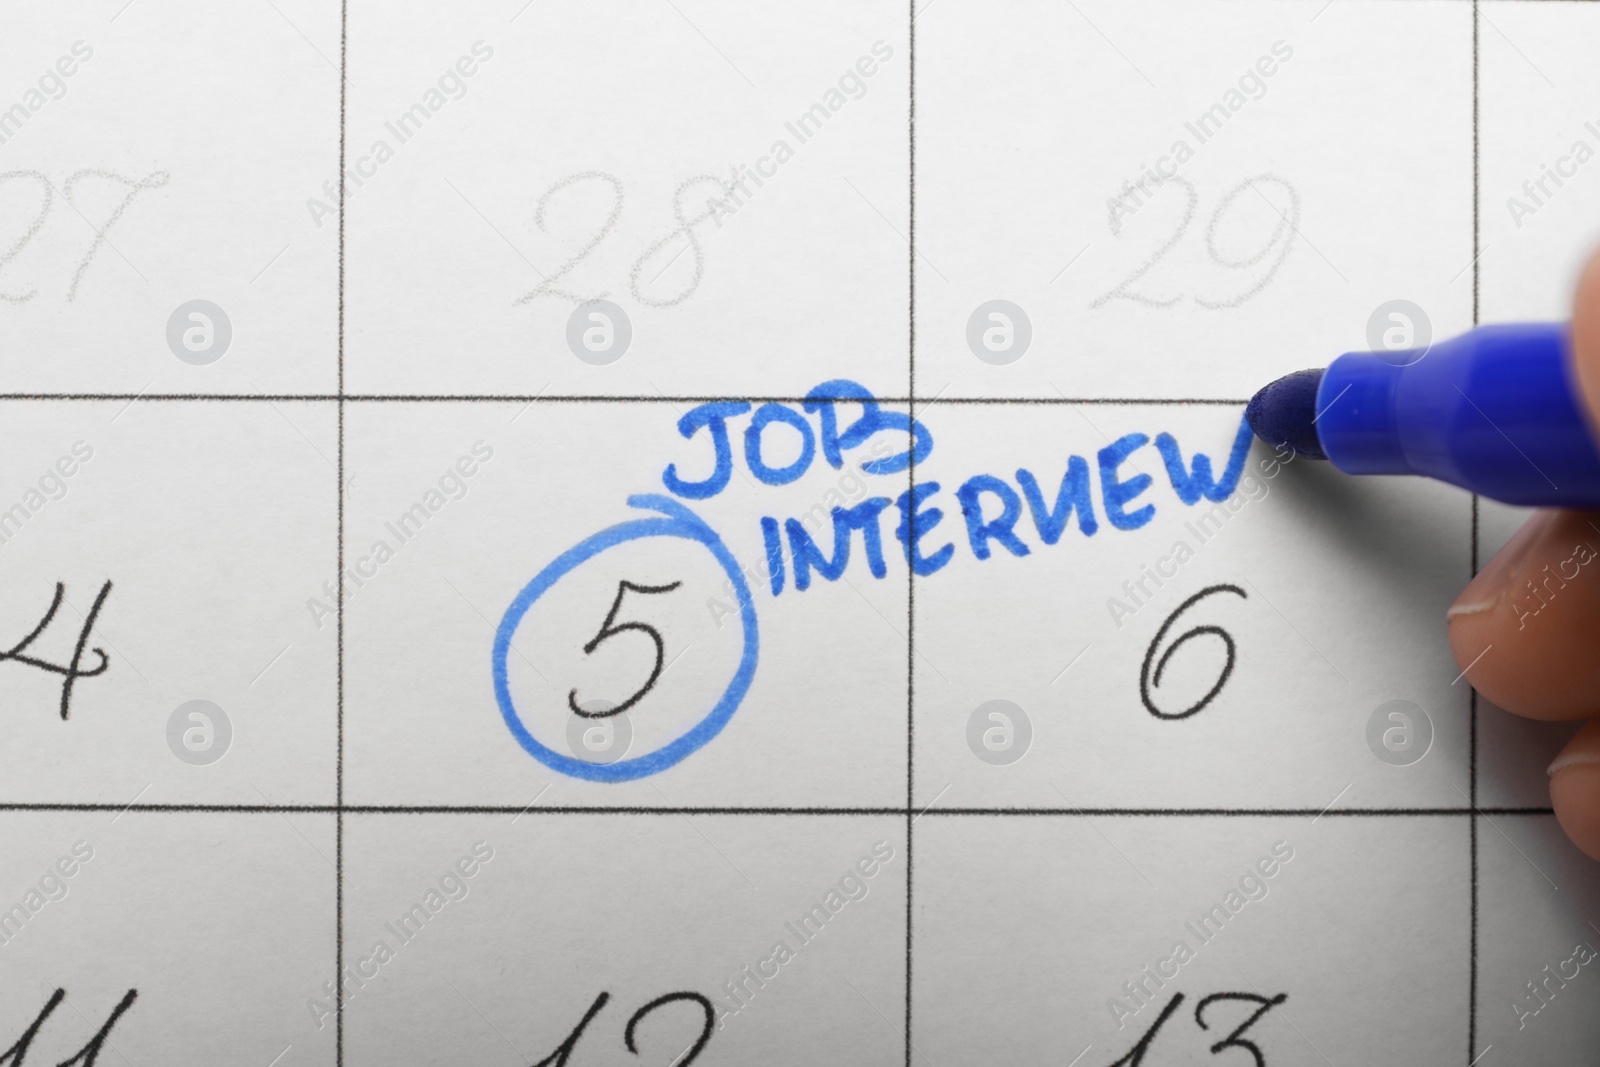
[1549,749,1600,777]
[1449,510,1554,620]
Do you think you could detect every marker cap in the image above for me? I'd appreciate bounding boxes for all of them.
[1316,353,1407,475]
[1317,323,1600,507]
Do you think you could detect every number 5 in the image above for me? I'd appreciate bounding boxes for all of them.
[569,580,681,718]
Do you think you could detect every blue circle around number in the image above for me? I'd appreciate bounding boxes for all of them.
[492,494,759,783]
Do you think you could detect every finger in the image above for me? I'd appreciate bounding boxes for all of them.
[1550,719,1600,861]
[1447,508,1600,719]
[1569,244,1600,427]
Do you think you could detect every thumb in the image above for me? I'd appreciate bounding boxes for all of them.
[1446,248,1600,718]
[1447,509,1600,719]
[1550,719,1600,861]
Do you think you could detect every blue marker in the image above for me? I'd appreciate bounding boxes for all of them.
[1244,322,1600,507]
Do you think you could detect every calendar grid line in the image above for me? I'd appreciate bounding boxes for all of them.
[335,1,349,1064]
[2,2,1591,1060]
[1468,3,1480,1063]
[904,0,918,1059]
[1469,721,1480,1067]
[335,405,347,1059]
[0,393,1251,405]
[0,804,1554,816]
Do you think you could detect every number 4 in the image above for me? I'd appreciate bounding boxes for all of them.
[568,580,681,718]
[0,580,112,719]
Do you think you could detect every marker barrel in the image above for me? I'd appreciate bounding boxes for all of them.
[1317,323,1600,507]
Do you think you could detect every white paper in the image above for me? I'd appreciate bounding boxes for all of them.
[3,1,1599,1064]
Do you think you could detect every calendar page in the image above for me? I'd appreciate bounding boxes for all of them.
[2,1,1598,1064]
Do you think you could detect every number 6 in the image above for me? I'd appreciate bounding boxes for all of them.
[1140,584,1247,720]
